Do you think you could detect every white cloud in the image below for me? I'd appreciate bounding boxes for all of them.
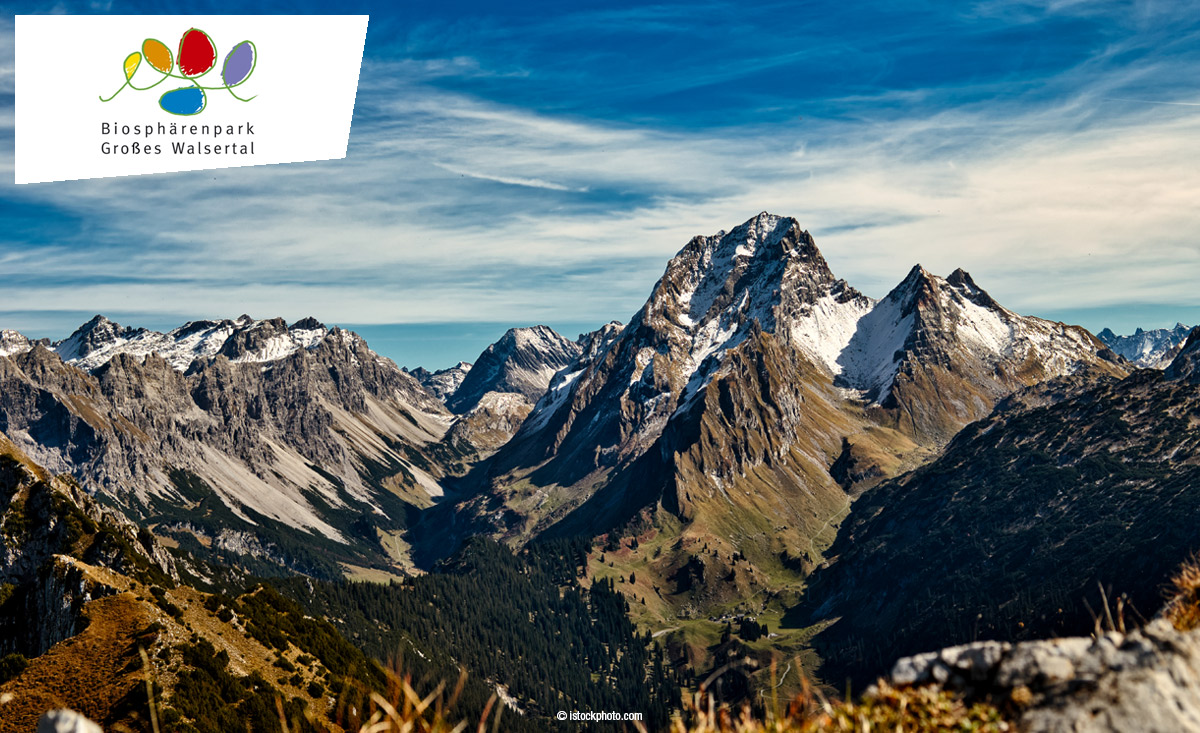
[431,162,584,192]
[1,34,1198,335]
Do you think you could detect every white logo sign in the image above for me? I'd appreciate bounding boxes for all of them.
[15,15,370,184]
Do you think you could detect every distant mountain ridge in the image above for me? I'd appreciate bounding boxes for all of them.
[409,361,472,401]
[1098,323,1193,368]
[11,314,332,373]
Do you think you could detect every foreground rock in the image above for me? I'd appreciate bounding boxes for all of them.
[887,618,1200,732]
[37,709,102,733]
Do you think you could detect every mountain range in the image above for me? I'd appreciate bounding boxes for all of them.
[0,214,1135,589]
[1097,322,1194,368]
[433,213,1127,620]
[2,211,1194,727]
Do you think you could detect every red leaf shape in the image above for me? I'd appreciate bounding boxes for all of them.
[178,28,216,77]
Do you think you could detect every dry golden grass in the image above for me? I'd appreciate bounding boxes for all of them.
[662,677,1010,733]
[0,594,153,733]
[323,669,503,733]
[340,665,1011,733]
[1164,556,1200,632]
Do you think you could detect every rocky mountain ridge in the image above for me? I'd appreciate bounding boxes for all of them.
[0,319,455,578]
[797,327,1200,686]
[445,325,581,414]
[1098,322,1193,368]
[26,314,331,373]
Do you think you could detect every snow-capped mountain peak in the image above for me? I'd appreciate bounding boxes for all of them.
[445,325,582,414]
[817,263,1111,403]
[1098,323,1193,368]
[0,315,341,373]
[504,213,1124,478]
[0,329,39,358]
[410,361,473,401]
[54,315,147,365]
[659,214,835,333]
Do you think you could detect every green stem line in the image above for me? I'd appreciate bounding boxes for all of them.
[101,67,256,104]
[224,86,257,102]
[98,79,129,102]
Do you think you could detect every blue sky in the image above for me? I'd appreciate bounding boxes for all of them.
[1,0,1199,368]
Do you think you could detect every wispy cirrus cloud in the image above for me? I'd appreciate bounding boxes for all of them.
[1,0,1199,365]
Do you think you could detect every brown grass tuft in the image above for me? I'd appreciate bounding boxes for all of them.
[665,679,1011,733]
[348,667,500,733]
[1164,556,1200,631]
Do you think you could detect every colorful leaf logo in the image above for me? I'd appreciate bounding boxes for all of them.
[100,28,258,115]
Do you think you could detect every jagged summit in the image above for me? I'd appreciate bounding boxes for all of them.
[54,315,146,364]
[0,329,40,358]
[652,214,840,336]
[471,213,1125,559]
[216,316,327,362]
[813,258,1115,409]
[411,361,473,401]
[290,316,326,331]
[2,315,343,373]
[627,214,867,407]
[945,267,1002,309]
[685,212,822,266]
[1098,322,1193,368]
[446,325,581,414]
[574,321,624,363]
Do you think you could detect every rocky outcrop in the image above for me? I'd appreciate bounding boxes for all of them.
[1,438,176,656]
[887,619,1200,733]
